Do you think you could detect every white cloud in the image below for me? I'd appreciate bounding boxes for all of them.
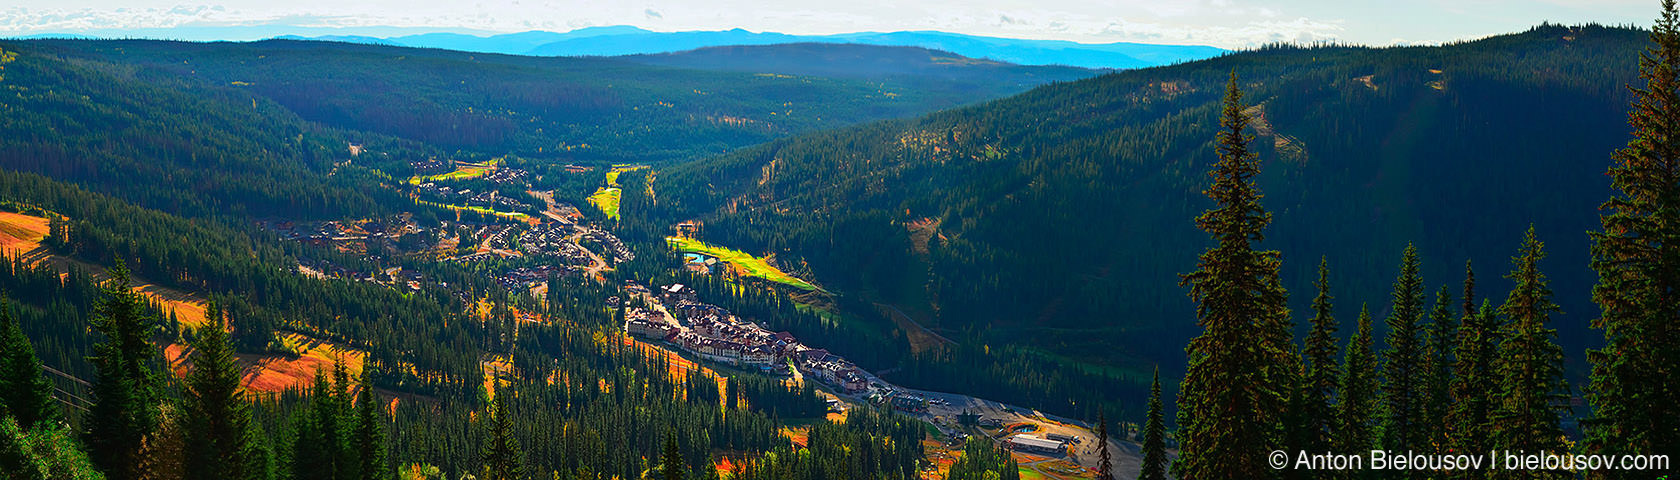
[0,0,1656,48]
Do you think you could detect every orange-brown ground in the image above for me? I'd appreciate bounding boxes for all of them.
[922,438,962,480]
[0,211,48,251]
[781,426,809,448]
[0,211,366,394]
[621,334,729,404]
[163,332,366,394]
[482,354,513,398]
[170,333,364,392]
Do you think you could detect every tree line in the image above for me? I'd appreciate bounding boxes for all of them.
[1154,6,1680,478]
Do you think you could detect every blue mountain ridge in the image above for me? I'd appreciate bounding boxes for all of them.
[293,26,1224,69]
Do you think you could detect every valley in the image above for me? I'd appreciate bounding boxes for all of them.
[0,11,1671,480]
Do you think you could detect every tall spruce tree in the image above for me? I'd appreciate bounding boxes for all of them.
[1300,258,1341,455]
[84,261,163,480]
[1380,245,1428,459]
[1422,284,1457,453]
[353,371,388,480]
[481,391,523,480]
[1585,1,1680,476]
[1174,70,1293,480]
[1447,272,1501,468]
[1490,228,1570,480]
[661,432,685,480]
[138,407,185,480]
[291,366,356,480]
[181,302,266,480]
[1095,409,1113,480]
[1138,368,1167,480]
[1337,306,1378,480]
[0,298,59,431]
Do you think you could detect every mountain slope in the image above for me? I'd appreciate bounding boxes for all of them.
[14,39,1052,164]
[654,24,1640,389]
[288,26,1226,69]
[625,44,1098,101]
[523,29,1224,69]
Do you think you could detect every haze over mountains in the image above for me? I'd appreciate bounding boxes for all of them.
[272,26,1227,69]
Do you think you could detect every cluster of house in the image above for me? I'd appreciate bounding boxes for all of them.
[410,159,453,175]
[498,265,571,290]
[517,224,591,265]
[622,284,876,389]
[464,191,532,212]
[483,168,530,185]
[414,183,531,212]
[473,224,520,253]
[415,182,469,200]
[585,230,633,263]
[261,217,429,256]
[382,266,426,291]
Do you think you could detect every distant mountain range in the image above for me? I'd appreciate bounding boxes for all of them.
[274,26,1225,69]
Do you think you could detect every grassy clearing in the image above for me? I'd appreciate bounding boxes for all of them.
[588,187,622,220]
[0,211,48,251]
[166,332,367,394]
[1016,466,1053,480]
[665,237,820,291]
[242,332,367,393]
[415,199,533,222]
[404,158,502,185]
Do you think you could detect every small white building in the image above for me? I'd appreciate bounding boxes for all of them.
[1007,435,1066,455]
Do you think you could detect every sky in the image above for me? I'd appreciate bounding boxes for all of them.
[0,0,1659,49]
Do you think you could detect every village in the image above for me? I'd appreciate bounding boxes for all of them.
[259,195,621,297]
[621,279,1118,477]
[279,149,1124,478]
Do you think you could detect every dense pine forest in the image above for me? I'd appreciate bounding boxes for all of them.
[2,0,1679,478]
[650,22,1651,420]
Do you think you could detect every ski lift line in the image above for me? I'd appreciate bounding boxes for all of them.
[40,364,92,387]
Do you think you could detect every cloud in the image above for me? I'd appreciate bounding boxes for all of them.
[0,0,1637,49]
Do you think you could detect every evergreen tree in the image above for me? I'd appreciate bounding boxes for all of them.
[1422,284,1457,453]
[1447,270,1501,469]
[1,414,40,479]
[136,408,184,480]
[84,262,163,480]
[1585,1,1680,476]
[1095,408,1112,480]
[1380,245,1428,459]
[0,298,59,431]
[181,301,266,480]
[1138,368,1167,480]
[353,371,388,480]
[661,432,685,480]
[1490,228,1570,480]
[331,364,360,480]
[1299,258,1341,456]
[291,367,353,480]
[1174,71,1292,480]
[3,415,106,480]
[481,392,523,480]
[1336,306,1378,480]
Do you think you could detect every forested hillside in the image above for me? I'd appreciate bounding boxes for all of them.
[0,36,1034,479]
[9,39,1085,163]
[653,24,1642,411]
[625,43,1097,98]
